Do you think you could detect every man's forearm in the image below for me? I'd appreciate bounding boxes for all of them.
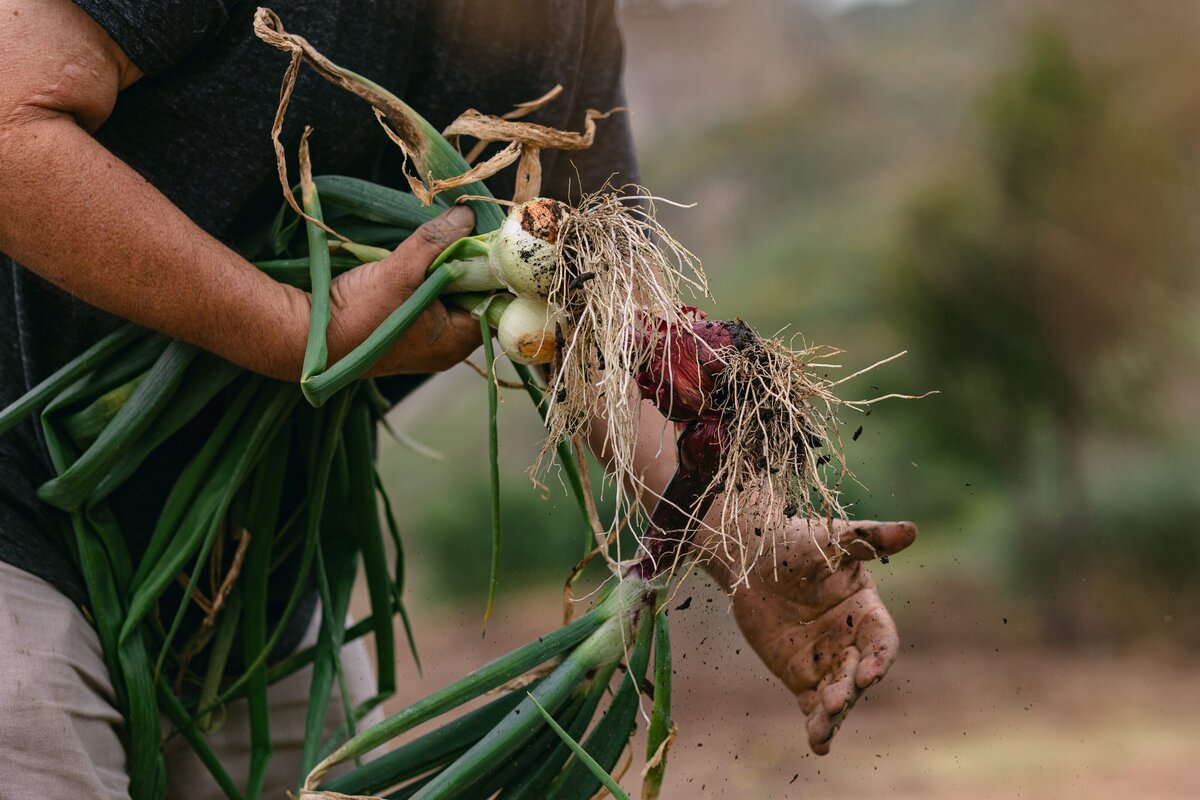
[0,112,309,380]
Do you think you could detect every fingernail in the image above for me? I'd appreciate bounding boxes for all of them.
[446,204,474,227]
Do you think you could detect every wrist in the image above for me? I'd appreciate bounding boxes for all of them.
[208,279,312,383]
[272,282,316,382]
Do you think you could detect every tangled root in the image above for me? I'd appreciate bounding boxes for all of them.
[695,329,856,586]
[535,186,709,532]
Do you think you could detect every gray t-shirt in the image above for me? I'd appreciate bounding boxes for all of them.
[0,0,636,632]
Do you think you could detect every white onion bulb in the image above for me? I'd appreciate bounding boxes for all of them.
[496,296,567,365]
[487,198,569,301]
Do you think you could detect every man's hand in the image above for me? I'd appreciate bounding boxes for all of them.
[702,518,916,755]
[326,205,481,376]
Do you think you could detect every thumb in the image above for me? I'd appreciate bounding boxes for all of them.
[835,520,918,562]
[404,204,477,266]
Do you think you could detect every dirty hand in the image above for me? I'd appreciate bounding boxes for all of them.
[701,518,916,755]
[326,204,482,375]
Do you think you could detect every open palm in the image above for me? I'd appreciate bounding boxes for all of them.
[704,519,917,754]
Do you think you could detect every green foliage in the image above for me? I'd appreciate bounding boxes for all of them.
[888,181,1037,475]
[883,16,1199,635]
[1088,446,1200,589]
[888,19,1189,463]
[984,24,1103,211]
[399,464,618,604]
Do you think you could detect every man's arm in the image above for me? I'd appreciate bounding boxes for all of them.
[0,0,479,381]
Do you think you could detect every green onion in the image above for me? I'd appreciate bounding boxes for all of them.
[642,607,674,800]
[480,305,503,625]
[0,324,140,438]
[529,694,632,800]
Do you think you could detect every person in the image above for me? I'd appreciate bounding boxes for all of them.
[0,1,915,797]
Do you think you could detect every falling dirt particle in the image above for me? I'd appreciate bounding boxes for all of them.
[675,596,693,611]
[852,425,863,441]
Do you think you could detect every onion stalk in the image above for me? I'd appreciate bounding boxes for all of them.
[297,387,751,798]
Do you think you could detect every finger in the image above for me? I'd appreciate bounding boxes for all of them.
[798,689,820,716]
[836,520,918,562]
[432,307,484,359]
[409,306,482,371]
[808,654,860,756]
[854,606,900,689]
[820,646,861,717]
[805,704,840,756]
[393,205,476,285]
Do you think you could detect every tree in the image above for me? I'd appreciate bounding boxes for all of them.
[888,22,1184,643]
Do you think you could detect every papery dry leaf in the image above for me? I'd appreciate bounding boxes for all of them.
[255,8,429,158]
[444,107,616,151]
[256,8,621,206]
[374,109,524,206]
[446,107,621,201]
[461,84,565,164]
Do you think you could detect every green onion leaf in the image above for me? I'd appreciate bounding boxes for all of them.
[529,694,631,800]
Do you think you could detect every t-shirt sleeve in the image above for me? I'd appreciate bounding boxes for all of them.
[541,0,641,200]
[71,0,238,76]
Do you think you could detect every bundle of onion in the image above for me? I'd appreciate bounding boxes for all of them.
[257,13,914,795]
[305,187,709,548]
[295,410,729,800]
[256,6,710,458]
[630,309,859,586]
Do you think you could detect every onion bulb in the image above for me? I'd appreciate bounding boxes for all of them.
[496,296,568,365]
[487,198,569,301]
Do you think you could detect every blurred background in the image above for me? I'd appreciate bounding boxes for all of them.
[368,0,1200,796]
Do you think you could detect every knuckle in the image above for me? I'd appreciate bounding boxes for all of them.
[416,217,454,251]
[447,336,482,365]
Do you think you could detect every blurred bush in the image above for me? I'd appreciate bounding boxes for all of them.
[887,15,1199,642]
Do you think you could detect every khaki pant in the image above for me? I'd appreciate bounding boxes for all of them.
[0,560,379,800]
